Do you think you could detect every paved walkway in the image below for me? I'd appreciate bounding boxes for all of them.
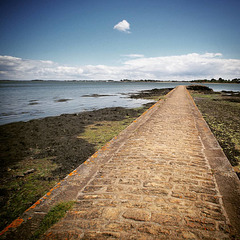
[1,86,240,239]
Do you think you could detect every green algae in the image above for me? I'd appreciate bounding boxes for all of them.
[30,201,75,240]
[78,117,139,150]
[0,157,59,232]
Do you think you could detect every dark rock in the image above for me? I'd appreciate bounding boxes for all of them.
[24,169,35,175]
[187,85,213,92]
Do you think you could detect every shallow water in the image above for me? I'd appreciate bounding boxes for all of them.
[0,81,239,125]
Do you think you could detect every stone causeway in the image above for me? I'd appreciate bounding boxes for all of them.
[1,86,240,239]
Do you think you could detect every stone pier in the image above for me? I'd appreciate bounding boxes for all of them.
[1,86,240,239]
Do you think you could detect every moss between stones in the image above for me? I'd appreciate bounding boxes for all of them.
[30,201,75,240]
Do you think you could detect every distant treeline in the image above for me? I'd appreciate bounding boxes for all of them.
[120,79,181,82]
[1,78,239,83]
[120,78,240,83]
[191,78,240,83]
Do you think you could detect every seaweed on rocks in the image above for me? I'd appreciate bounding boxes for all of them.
[130,88,173,99]
[187,85,213,92]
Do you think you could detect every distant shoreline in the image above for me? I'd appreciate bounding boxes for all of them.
[1,81,239,125]
[0,79,239,84]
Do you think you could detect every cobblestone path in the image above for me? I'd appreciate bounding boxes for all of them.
[1,86,239,240]
[40,86,240,239]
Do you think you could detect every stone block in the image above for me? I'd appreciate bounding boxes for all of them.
[122,209,151,222]
[151,213,181,226]
[102,208,121,220]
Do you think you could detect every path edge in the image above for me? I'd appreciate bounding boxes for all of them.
[186,87,240,238]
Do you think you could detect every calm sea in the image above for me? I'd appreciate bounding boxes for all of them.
[0,81,239,125]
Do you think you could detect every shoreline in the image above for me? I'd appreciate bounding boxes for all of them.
[0,88,171,231]
[1,81,239,126]
[1,79,239,83]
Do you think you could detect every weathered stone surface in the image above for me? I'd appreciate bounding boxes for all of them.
[137,223,171,236]
[151,213,181,226]
[185,216,216,231]
[102,208,121,220]
[122,209,151,221]
[82,231,121,239]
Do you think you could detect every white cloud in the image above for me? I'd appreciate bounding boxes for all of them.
[122,54,145,58]
[113,20,131,33]
[0,55,83,80]
[0,53,240,81]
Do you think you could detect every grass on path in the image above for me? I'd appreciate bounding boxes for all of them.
[30,201,75,240]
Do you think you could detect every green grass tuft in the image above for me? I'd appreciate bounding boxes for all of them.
[78,118,137,150]
[30,201,75,240]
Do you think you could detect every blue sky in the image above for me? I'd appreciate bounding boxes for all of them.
[0,0,240,80]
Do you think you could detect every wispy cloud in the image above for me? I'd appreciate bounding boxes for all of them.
[0,53,239,80]
[122,54,145,58]
[113,20,131,33]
